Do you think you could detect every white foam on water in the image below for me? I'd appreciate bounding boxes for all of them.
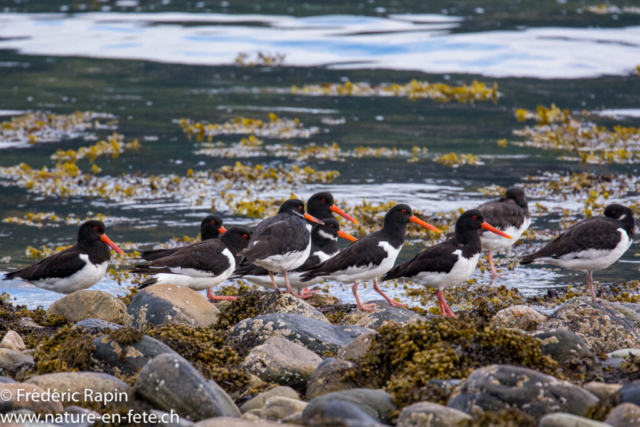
[0,110,25,116]
[1,12,639,78]
[594,109,640,118]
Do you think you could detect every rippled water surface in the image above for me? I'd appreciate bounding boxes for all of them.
[1,0,640,308]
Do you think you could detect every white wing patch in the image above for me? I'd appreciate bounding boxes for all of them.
[413,249,480,290]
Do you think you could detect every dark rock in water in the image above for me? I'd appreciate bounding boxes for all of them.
[540,297,640,353]
[239,386,300,413]
[605,402,640,427]
[93,333,178,375]
[302,400,383,427]
[134,353,228,421]
[303,388,396,424]
[207,380,241,418]
[539,413,610,427]
[47,290,127,323]
[128,284,219,329]
[76,318,122,332]
[231,313,373,354]
[0,375,16,383]
[530,329,593,363]
[447,365,599,420]
[307,358,358,400]
[340,299,423,329]
[611,380,640,407]
[397,401,471,427]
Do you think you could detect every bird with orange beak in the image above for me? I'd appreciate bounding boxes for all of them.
[382,209,511,317]
[3,220,124,294]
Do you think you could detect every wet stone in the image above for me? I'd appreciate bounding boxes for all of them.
[397,402,472,427]
[303,388,396,424]
[340,299,424,330]
[207,380,241,418]
[306,358,358,400]
[530,329,594,363]
[337,332,377,360]
[539,413,611,427]
[258,396,307,421]
[0,348,34,376]
[605,402,640,427]
[47,290,127,324]
[611,380,640,407]
[76,318,123,332]
[584,381,622,401]
[239,386,300,414]
[93,333,178,375]
[490,305,548,331]
[302,400,384,427]
[0,331,26,353]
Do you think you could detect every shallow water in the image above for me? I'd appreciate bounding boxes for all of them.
[1,0,640,309]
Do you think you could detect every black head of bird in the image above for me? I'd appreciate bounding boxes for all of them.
[201,215,226,240]
[306,192,359,224]
[78,220,124,254]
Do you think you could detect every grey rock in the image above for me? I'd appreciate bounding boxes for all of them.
[447,365,599,419]
[0,348,34,376]
[601,357,625,370]
[340,299,423,329]
[246,291,329,323]
[93,333,178,375]
[134,353,228,421]
[302,400,383,427]
[531,329,594,363]
[232,313,373,354]
[307,358,358,400]
[151,409,196,427]
[47,290,127,323]
[260,396,307,421]
[242,336,322,387]
[0,331,26,353]
[539,413,611,427]
[76,318,123,332]
[491,305,548,331]
[59,406,102,427]
[0,383,64,413]
[0,375,16,383]
[195,418,295,427]
[608,348,640,358]
[611,380,640,406]
[338,333,377,360]
[240,386,300,413]
[584,382,622,401]
[605,402,640,427]
[303,388,396,424]
[397,402,471,427]
[207,380,241,418]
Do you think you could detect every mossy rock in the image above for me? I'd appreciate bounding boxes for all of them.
[340,299,423,330]
[47,290,127,324]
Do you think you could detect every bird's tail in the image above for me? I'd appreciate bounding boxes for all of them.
[380,265,403,281]
[520,253,537,265]
[138,277,158,289]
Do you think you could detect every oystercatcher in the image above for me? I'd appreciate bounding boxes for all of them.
[140,215,226,261]
[131,227,252,300]
[236,199,324,296]
[232,218,357,297]
[3,220,124,294]
[477,187,530,278]
[305,191,359,227]
[300,204,439,311]
[382,209,511,317]
[521,204,635,303]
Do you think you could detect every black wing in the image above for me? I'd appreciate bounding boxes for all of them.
[3,246,86,282]
[140,247,182,262]
[232,262,268,278]
[383,240,462,280]
[238,216,309,261]
[130,240,232,276]
[477,199,527,233]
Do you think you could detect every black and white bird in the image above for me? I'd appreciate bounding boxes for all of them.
[3,220,124,294]
[521,204,635,303]
[232,218,357,297]
[476,187,530,278]
[382,210,511,317]
[140,215,226,261]
[305,191,359,228]
[301,204,439,311]
[130,227,251,300]
[237,199,324,295]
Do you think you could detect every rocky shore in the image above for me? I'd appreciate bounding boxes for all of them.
[3,283,640,427]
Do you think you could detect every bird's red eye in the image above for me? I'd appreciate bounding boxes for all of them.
[298,206,303,210]
[472,215,478,220]
[211,221,216,225]
[321,198,327,203]
[243,234,249,239]
[402,209,407,214]
[515,195,519,199]
[93,226,99,231]
[330,224,335,228]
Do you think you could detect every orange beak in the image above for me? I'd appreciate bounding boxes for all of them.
[100,234,124,255]
[304,213,325,225]
[337,230,358,242]
[218,226,227,234]
[330,205,359,225]
[409,215,440,233]
[481,222,512,239]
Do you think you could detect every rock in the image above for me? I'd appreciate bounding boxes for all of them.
[150,409,196,427]
[232,313,373,355]
[26,372,133,406]
[249,292,329,323]
[585,382,622,401]
[76,318,123,332]
[240,386,300,413]
[447,365,599,419]
[340,299,423,329]
[0,348,34,375]
[62,406,102,427]
[307,358,358,400]
[127,284,219,328]
[302,400,383,427]
[134,353,228,421]
[93,333,178,375]
[531,329,594,363]
[605,402,640,427]
[17,318,43,330]
[283,412,304,424]
[207,380,241,418]
[539,413,611,427]
[611,380,640,406]
[259,396,307,421]
[0,383,64,413]
[242,336,321,387]
[490,305,548,331]
[47,290,127,323]
[397,402,471,427]
[338,333,376,360]
[541,297,640,353]
[0,376,16,383]
[608,348,640,358]
[195,418,299,427]
[0,331,25,353]
[310,294,340,307]
[303,388,396,424]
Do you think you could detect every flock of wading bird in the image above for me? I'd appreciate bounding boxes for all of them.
[3,189,636,315]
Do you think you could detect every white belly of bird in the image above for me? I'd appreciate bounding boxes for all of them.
[540,228,631,271]
[414,250,480,290]
[253,238,312,272]
[243,250,334,290]
[33,254,108,294]
[328,241,401,284]
[481,216,531,252]
[153,249,236,290]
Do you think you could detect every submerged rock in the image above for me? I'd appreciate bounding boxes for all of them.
[93,332,178,375]
[490,305,547,331]
[397,402,471,427]
[605,402,640,427]
[128,284,219,328]
[232,313,373,354]
[239,386,300,414]
[447,364,599,419]
[531,329,593,363]
[539,413,611,427]
[340,299,423,329]
[307,358,358,400]
[47,290,127,323]
[303,388,396,424]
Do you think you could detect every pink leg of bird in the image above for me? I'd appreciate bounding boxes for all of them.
[443,298,457,318]
[487,251,502,278]
[373,279,407,308]
[352,283,376,311]
[268,271,279,292]
[282,270,300,297]
[299,287,318,299]
[436,290,447,316]
[207,288,237,301]
[586,271,598,303]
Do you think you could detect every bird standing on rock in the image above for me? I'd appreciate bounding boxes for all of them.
[300,204,440,311]
[383,209,511,317]
[3,220,124,294]
[521,204,635,303]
